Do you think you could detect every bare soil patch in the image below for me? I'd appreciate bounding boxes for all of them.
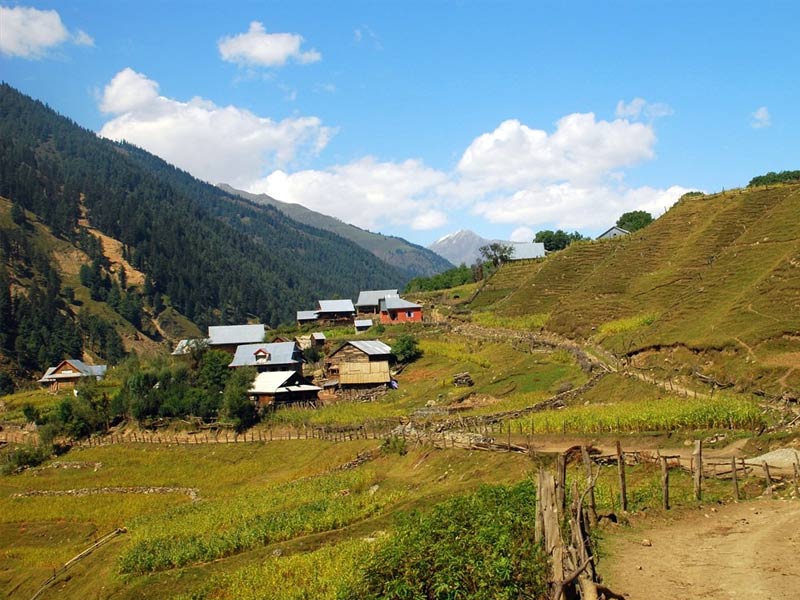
[603,499,800,599]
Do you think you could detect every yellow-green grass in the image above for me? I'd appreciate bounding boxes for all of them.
[178,538,371,600]
[0,443,536,599]
[468,185,800,394]
[470,311,550,331]
[508,393,763,435]
[271,337,585,427]
[596,312,658,336]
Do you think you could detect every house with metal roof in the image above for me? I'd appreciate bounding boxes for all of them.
[249,371,321,407]
[509,241,546,260]
[207,324,266,353]
[296,310,319,325]
[596,226,630,240]
[324,340,392,386]
[228,342,303,373]
[38,359,107,392]
[355,289,398,313]
[354,318,373,334]
[379,295,423,324]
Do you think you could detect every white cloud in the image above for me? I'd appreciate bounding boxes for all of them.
[456,114,656,190]
[751,106,771,129]
[0,5,92,58]
[473,183,690,230]
[73,29,94,47]
[249,157,449,231]
[615,97,674,120]
[510,227,536,242]
[218,21,320,67]
[98,68,333,188]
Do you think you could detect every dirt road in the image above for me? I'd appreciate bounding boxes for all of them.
[603,499,800,599]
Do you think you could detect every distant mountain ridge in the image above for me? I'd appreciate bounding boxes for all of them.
[219,184,453,277]
[428,229,495,266]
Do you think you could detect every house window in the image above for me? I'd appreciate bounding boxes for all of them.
[406,311,414,318]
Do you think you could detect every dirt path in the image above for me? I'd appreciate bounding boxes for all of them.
[603,499,800,599]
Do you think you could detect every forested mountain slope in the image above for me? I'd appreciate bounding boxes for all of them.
[219,184,453,277]
[0,83,405,378]
[472,185,800,394]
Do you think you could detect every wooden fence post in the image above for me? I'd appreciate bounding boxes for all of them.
[581,446,598,527]
[731,457,740,501]
[616,441,628,512]
[660,456,670,510]
[693,440,703,501]
[762,461,772,496]
[556,453,567,515]
[507,423,511,451]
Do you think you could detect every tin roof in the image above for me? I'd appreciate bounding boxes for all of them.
[317,299,355,313]
[297,310,319,321]
[207,324,265,346]
[38,359,107,382]
[229,342,300,368]
[354,319,373,328]
[348,340,392,355]
[381,295,421,310]
[509,242,546,260]
[312,332,326,340]
[250,371,321,394]
[355,289,398,307]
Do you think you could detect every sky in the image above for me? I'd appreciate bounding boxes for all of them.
[1,1,798,246]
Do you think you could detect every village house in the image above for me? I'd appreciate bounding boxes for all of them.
[249,371,321,408]
[509,241,546,260]
[207,324,267,353]
[355,289,398,314]
[596,226,630,240]
[228,342,303,373]
[38,359,107,392]
[311,332,326,347]
[296,310,319,326]
[354,318,373,334]
[324,340,392,387]
[379,295,423,324]
[172,324,267,356]
[316,299,356,323]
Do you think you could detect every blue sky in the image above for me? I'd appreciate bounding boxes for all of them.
[2,1,798,246]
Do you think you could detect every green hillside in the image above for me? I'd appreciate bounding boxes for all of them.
[219,184,454,277]
[471,184,800,394]
[0,83,410,378]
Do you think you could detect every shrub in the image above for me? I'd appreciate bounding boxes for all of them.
[343,480,549,599]
[2,443,51,474]
[390,334,421,364]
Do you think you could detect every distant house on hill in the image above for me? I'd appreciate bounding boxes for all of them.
[354,318,373,334]
[325,340,392,387]
[509,242,546,260]
[316,299,356,322]
[596,226,630,240]
[296,310,319,326]
[355,289,398,314]
[38,359,107,392]
[207,324,266,353]
[297,299,357,326]
[228,342,303,373]
[379,295,423,324]
[312,332,326,346]
[249,371,321,407]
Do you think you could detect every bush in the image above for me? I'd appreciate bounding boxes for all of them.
[343,480,549,599]
[380,435,408,456]
[390,334,421,364]
[2,443,52,474]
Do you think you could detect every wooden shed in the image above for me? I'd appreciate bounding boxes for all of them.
[325,340,392,386]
